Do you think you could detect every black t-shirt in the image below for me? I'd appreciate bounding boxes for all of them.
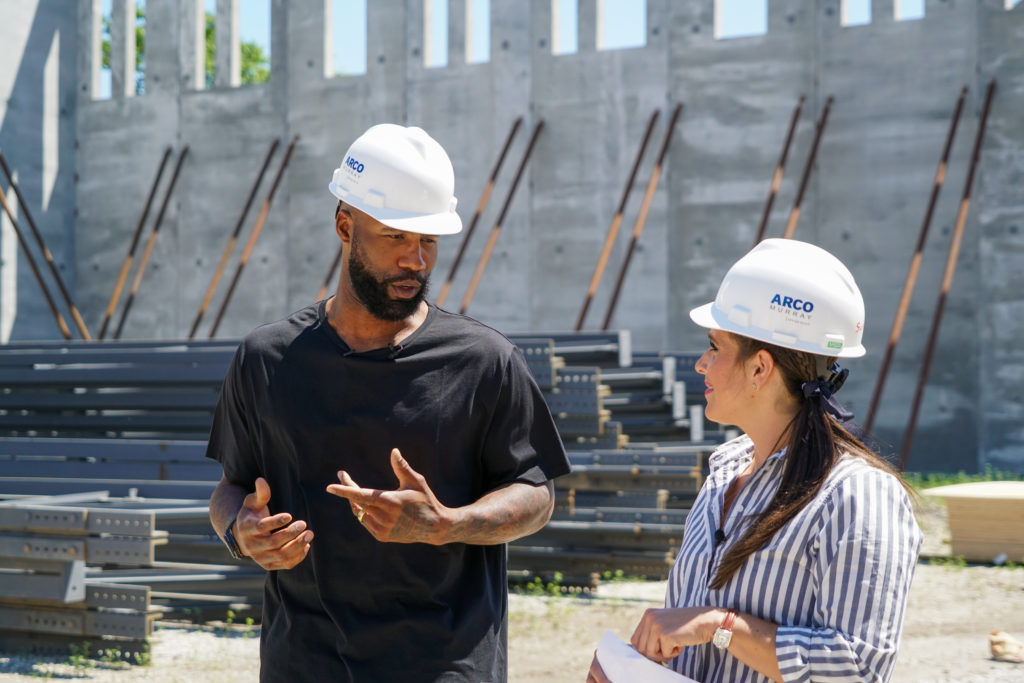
[206,301,570,682]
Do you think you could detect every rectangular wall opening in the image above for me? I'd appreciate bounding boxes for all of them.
[598,0,646,50]
[238,0,271,84]
[136,0,146,94]
[98,0,146,99]
[714,0,767,40]
[424,0,448,68]
[842,0,871,26]
[894,0,924,21]
[466,0,490,64]
[552,0,578,55]
[331,0,367,76]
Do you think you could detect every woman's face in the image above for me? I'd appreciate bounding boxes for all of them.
[694,329,752,426]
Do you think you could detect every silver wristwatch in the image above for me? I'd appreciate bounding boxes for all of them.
[712,610,737,649]
[222,518,247,560]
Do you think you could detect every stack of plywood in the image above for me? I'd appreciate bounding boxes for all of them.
[924,481,1024,563]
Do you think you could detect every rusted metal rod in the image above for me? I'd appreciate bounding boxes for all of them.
[575,108,660,331]
[209,134,300,338]
[601,102,684,331]
[437,116,523,308]
[458,120,544,316]
[899,78,996,472]
[753,94,805,246]
[0,149,92,339]
[188,138,281,339]
[99,146,173,339]
[315,244,344,303]
[0,184,72,339]
[113,145,190,340]
[864,85,969,436]
[782,95,834,240]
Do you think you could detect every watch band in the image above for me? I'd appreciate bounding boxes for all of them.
[223,518,247,560]
[712,609,737,650]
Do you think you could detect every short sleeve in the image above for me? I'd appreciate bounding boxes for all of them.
[205,343,261,487]
[479,347,570,488]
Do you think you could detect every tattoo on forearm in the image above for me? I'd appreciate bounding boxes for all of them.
[447,483,552,545]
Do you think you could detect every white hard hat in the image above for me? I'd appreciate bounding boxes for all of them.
[689,238,866,358]
[328,123,462,235]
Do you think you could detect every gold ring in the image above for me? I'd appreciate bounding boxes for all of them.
[356,509,366,523]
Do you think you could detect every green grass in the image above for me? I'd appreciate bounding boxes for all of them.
[904,466,1024,491]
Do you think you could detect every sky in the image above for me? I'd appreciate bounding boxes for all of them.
[99,0,946,93]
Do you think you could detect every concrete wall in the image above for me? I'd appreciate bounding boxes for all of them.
[0,1,78,341]
[1,0,1023,473]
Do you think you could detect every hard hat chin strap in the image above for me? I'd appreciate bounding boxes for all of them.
[802,361,852,421]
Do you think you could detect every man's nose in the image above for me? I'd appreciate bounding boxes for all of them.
[398,242,427,271]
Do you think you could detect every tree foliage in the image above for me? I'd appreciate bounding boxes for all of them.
[102,10,270,94]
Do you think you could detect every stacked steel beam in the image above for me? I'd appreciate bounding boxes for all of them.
[0,333,721,645]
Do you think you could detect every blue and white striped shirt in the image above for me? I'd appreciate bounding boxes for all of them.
[667,435,921,682]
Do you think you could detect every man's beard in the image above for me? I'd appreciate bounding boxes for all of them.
[348,233,429,322]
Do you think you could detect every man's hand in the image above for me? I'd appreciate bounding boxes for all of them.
[326,448,453,544]
[234,477,313,570]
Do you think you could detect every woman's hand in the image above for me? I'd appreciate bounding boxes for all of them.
[630,606,721,662]
[585,653,611,683]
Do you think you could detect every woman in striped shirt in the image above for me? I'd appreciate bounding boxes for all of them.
[588,239,921,683]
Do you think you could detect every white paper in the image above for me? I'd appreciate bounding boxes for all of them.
[594,630,700,683]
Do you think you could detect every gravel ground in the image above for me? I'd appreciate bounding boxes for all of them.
[2,496,1022,681]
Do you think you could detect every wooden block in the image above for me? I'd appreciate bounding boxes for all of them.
[924,482,1024,562]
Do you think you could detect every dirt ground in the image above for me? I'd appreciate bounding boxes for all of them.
[2,495,1022,682]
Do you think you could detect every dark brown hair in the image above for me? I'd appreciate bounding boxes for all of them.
[709,333,910,589]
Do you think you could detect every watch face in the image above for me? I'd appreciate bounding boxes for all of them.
[713,627,732,649]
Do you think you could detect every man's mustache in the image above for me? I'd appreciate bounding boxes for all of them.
[384,272,427,286]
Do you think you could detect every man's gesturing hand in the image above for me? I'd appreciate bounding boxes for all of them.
[326,448,453,545]
[235,477,313,570]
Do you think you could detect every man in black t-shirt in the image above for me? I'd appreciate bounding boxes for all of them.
[207,123,569,682]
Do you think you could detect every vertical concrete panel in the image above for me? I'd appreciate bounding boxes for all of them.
[146,0,182,94]
[527,0,668,343]
[872,0,895,23]
[0,1,79,340]
[215,0,240,88]
[282,0,404,316]
[977,0,1024,471]
[667,0,814,351]
[578,0,597,52]
[814,0,979,470]
[448,0,467,66]
[76,0,184,339]
[403,0,532,330]
[77,0,101,102]
[174,0,288,340]
[178,0,205,92]
[110,0,137,99]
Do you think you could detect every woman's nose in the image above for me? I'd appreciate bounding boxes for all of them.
[695,351,709,375]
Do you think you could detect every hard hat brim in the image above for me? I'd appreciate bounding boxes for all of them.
[689,301,866,358]
[329,182,463,236]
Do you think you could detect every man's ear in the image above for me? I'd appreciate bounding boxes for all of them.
[336,208,354,243]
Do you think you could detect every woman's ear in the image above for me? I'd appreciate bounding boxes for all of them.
[749,348,775,388]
